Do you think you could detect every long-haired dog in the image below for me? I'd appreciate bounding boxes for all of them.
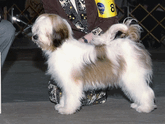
[32,14,157,114]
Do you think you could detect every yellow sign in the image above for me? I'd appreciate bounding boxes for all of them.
[95,0,117,18]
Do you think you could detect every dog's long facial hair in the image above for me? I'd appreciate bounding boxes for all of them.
[32,14,157,115]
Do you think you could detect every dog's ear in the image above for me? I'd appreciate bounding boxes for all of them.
[52,23,69,47]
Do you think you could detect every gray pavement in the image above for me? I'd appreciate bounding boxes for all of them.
[0,98,165,124]
[0,49,165,123]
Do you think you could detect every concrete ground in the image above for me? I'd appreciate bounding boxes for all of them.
[0,38,165,124]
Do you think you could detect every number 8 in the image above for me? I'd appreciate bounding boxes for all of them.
[110,4,115,12]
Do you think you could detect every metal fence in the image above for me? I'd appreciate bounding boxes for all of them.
[6,3,44,38]
[6,2,165,48]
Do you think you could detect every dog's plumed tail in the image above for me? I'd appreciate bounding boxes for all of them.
[123,18,142,42]
[91,18,142,45]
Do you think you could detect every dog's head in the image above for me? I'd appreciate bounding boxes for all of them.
[32,14,73,51]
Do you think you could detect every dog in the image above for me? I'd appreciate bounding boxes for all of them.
[32,14,157,114]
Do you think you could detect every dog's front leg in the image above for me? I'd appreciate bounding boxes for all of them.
[55,94,65,110]
[57,81,83,114]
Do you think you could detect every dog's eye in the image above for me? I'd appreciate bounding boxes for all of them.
[33,35,38,40]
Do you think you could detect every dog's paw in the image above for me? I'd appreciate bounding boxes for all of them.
[55,104,63,111]
[135,105,157,113]
[130,103,138,109]
[58,107,76,115]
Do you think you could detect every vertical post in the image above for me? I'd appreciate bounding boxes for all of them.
[122,0,129,18]
[11,7,14,23]
[3,6,7,20]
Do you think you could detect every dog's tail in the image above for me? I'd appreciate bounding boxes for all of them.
[91,18,142,46]
[112,18,142,42]
[122,17,142,42]
[91,23,128,45]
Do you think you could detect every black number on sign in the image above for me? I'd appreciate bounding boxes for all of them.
[110,4,115,12]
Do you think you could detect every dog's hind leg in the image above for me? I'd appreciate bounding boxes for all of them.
[121,73,157,113]
[56,80,83,114]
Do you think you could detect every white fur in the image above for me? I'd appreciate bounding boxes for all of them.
[32,14,157,114]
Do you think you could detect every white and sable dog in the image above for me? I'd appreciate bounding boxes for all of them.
[32,14,157,114]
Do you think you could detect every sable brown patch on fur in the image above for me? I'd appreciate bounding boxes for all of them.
[71,69,82,84]
[127,26,140,42]
[115,23,141,42]
[39,42,56,52]
[95,45,106,61]
[118,25,140,42]
[117,55,126,75]
[39,14,69,52]
[79,45,126,87]
[34,14,70,52]
[135,43,152,70]
[49,15,69,48]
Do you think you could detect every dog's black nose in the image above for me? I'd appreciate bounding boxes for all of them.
[33,35,38,40]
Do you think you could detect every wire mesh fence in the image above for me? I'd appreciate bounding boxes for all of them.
[126,4,165,48]
[6,3,44,38]
[6,2,165,48]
